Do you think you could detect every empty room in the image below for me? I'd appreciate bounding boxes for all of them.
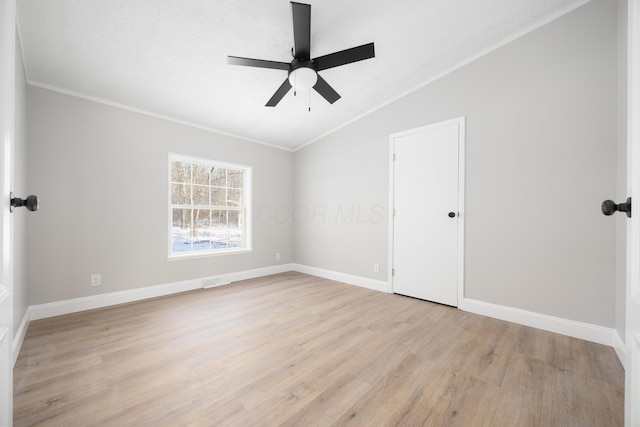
[1,0,638,425]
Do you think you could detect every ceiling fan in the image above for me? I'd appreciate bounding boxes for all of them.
[227,1,375,107]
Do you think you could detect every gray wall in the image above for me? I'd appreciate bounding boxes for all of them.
[13,30,28,336]
[26,88,293,305]
[294,0,618,327]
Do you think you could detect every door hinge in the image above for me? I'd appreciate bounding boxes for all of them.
[393,208,396,217]
[393,153,396,161]
[392,268,395,276]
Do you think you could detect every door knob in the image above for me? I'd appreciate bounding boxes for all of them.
[10,193,39,212]
[601,197,631,218]
[448,212,456,218]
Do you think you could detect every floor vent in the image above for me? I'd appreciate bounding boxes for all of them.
[202,276,231,289]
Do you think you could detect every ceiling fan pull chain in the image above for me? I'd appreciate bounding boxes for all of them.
[308,89,311,112]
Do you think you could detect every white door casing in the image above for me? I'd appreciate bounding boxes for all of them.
[0,0,15,425]
[626,1,640,425]
[389,117,465,306]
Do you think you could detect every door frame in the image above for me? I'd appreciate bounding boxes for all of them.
[0,0,15,424]
[388,116,465,305]
[626,0,640,424]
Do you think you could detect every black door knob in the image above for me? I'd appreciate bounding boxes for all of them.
[10,193,39,212]
[602,197,631,218]
[448,212,456,218]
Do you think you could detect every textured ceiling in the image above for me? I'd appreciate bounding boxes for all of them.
[17,0,589,150]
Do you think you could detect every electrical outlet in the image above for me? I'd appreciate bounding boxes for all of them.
[373,263,380,273]
[91,274,101,286]
[275,252,281,261]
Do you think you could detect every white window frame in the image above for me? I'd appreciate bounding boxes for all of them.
[168,153,252,260]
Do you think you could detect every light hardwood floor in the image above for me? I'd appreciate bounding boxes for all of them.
[14,272,624,426]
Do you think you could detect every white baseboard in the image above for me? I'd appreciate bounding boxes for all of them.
[12,308,30,366]
[291,263,390,293]
[613,330,626,369]
[29,264,295,322]
[461,298,616,347]
[226,263,295,282]
[30,278,203,321]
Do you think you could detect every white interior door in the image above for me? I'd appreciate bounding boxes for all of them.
[391,118,464,306]
[626,1,640,425]
[0,0,15,425]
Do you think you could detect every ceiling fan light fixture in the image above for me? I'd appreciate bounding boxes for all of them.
[288,67,317,90]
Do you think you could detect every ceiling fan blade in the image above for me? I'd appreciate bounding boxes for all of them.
[291,2,311,59]
[228,56,290,70]
[313,75,341,104]
[266,78,293,107]
[313,42,375,71]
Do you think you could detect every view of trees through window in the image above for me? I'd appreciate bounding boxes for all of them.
[170,156,247,255]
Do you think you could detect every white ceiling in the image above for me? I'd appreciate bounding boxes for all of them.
[17,0,589,151]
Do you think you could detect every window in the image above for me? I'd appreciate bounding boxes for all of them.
[169,154,252,258]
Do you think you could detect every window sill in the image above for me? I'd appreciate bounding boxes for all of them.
[168,248,253,261]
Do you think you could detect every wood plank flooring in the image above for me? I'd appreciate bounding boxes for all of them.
[14,272,624,426]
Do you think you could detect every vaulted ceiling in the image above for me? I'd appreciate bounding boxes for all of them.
[17,0,589,150]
